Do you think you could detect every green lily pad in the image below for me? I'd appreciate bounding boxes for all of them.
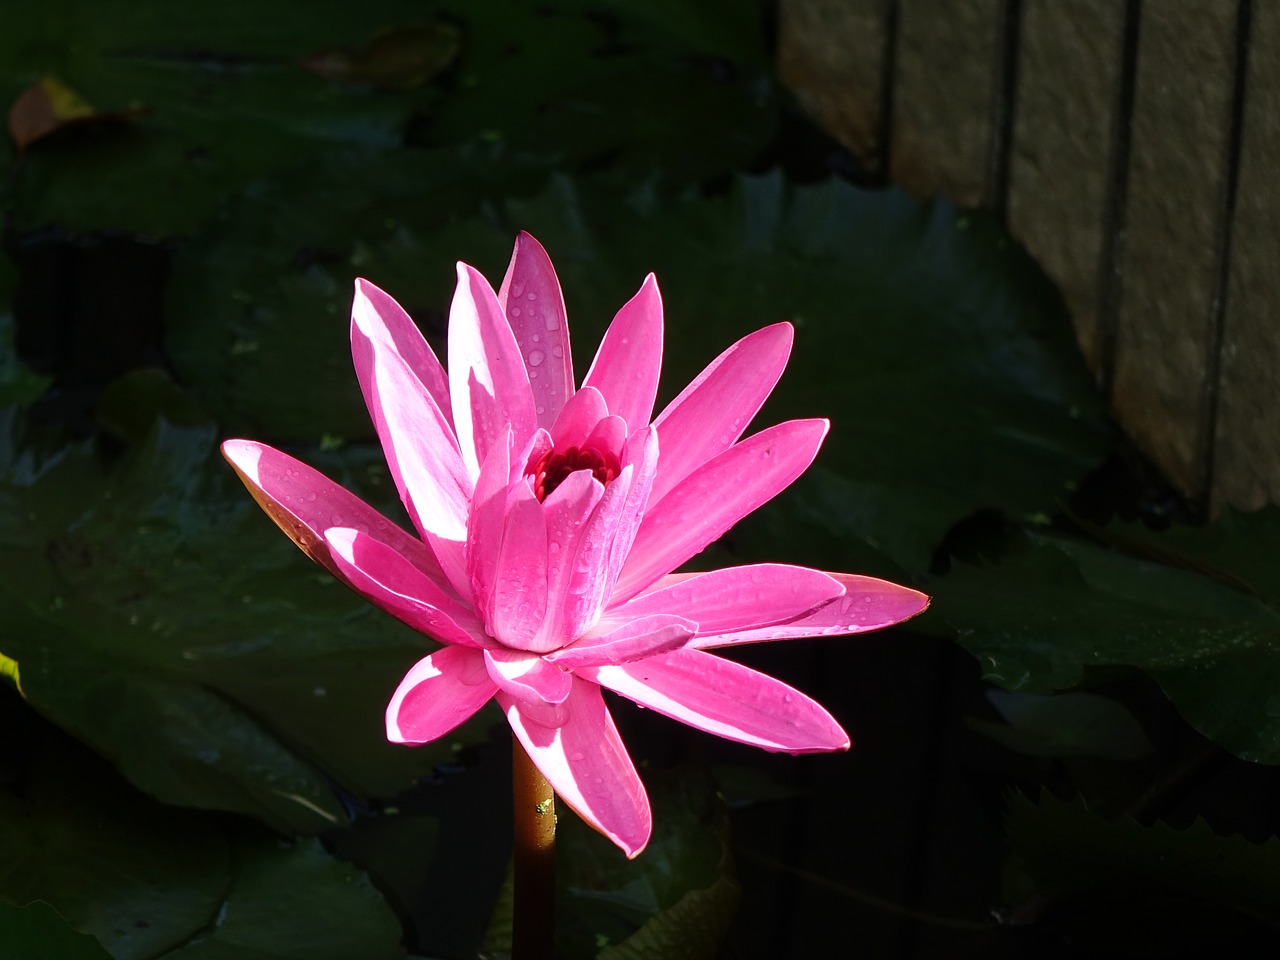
[2,0,774,238]
[968,690,1153,760]
[0,410,494,831]
[162,835,404,960]
[0,745,228,959]
[0,902,114,960]
[0,731,405,960]
[934,522,1280,763]
[1007,791,1280,928]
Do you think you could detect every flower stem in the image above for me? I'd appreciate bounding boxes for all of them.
[512,734,555,960]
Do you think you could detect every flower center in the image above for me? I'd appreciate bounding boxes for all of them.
[528,445,620,502]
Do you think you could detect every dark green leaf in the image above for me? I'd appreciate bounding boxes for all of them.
[935,526,1280,762]
[0,733,405,960]
[968,690,1153,760]
[0,902,114,960]
[1007,791,1280,927]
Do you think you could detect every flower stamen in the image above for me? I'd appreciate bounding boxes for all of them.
[529,445,620,501]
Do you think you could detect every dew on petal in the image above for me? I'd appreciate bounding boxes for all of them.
[510,306,522,318]
[528,350,545,367]
[526,292,537,301]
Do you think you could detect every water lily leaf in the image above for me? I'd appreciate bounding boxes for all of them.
[968,690,1153,760]
[934,524,1280,763]
[1007,791,1280,928]
[0,745,230,959]
[162,835,405,960]
[1,0,774,237]
[483,767,738,960]
[0,412,492,831]
[0,901,113,960]
[0,728,405,960]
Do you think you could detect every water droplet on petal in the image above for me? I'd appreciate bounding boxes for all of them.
[510,306,522,318]
[528,350,545,367]
[531,333,540,343]
[551,345,563,358]
[526,292,537,301]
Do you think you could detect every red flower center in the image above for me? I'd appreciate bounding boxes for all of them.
[528,445,620,502]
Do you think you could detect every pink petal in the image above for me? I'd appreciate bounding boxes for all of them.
[650,322,793,505]
[582,649,849,753]
[352,278,453,431]
[498,232,574,429]
[386,646,497,743]
[221,440,448,588]
[584,415,627,458]
[449,263,537,475]
[581,273,663,432]
[545,614,696,668]
[484,648,573,706]
[695,573,930,649]
[530,470,605,652]
[603,426,658,587]
[615,564,844,637]
[465,427,512,620]
[552,463,635,640]
[351,330,472,593]
[325,528,489,649]
[549,385,609,447]
[613,419,830,600]
[488,481,550,648]
[502,680,651,857]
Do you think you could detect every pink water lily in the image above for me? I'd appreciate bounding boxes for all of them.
[223,232,927,857]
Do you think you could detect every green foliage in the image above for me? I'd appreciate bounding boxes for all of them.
[1007,791,1280,928]
[3,0,1280,955]
[935,522,1280,762]
[0,901,114,960]
[0,732,404,959]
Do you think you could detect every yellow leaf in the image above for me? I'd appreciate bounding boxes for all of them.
[0,650,24,696]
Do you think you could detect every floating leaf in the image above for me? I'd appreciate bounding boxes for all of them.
[968,690,1153,760]
[0,901,113,960]
[1007,791,1280,928]
[935,525,1280,762]
[0,731,405,960]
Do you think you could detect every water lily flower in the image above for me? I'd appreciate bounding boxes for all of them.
[222,233,928,857]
